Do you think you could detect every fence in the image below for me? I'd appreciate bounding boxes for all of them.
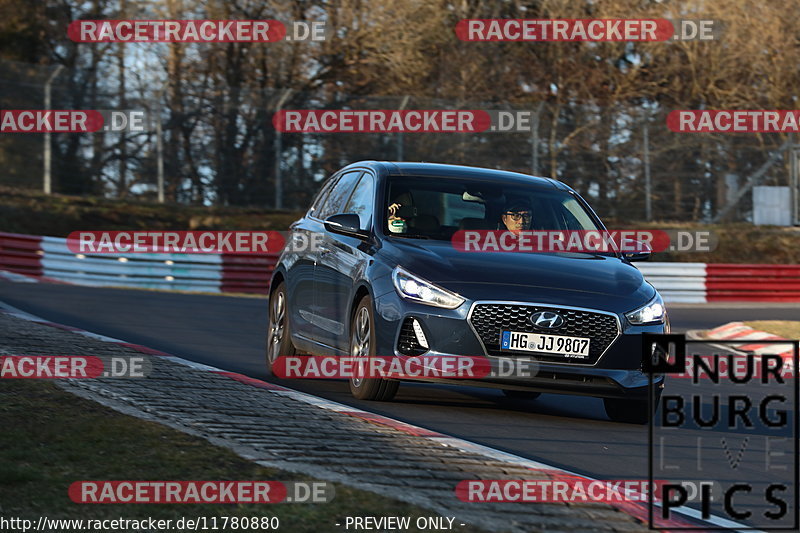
[3,231,800,303]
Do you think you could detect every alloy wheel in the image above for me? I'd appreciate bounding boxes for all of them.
[350,306,371,387]
[268,290,286,364]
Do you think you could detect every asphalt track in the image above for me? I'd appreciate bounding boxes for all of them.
[3,280,798,527]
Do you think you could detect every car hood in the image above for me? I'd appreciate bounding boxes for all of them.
[381,239,655,313]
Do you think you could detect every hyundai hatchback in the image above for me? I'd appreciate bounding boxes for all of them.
[267,162,667,423]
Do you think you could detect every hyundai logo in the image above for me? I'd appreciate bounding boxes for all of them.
[530,311,565,329]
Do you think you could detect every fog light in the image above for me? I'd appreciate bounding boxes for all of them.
[411,319,429,349]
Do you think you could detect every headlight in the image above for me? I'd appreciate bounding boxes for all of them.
[392,266,465,309]
[625,294,666,325]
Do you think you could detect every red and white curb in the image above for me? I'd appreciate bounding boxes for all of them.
[704,321,795,358]
[0,300,736,530]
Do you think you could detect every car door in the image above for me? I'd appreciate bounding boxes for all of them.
[317,170,376,353]
[309,169,365,351]
[285,174,339,341]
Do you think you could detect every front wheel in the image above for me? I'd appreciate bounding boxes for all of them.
[348,296,399,401]
[266,282,295,375]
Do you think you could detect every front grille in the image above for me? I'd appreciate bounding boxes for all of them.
[397,317,428,356]
[469,303,619,364]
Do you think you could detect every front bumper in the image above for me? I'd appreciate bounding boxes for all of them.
[373,292,666,399]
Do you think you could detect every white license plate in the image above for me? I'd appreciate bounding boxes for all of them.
[500,331,591,359]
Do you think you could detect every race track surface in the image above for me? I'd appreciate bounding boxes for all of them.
[2,280,798,519]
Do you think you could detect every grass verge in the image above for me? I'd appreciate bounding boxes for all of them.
[0,379,481,532]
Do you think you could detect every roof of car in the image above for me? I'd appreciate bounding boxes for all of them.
[350,161,565,190]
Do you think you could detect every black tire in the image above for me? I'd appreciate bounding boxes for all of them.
[501,390,542,400]
[266,281,295,375]
[604,392,661,424]
[348,296,399,401]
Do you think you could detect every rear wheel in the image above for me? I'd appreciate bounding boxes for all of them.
[501,390,541,400]
[266,282,295,375]
[348,296,399,401]
[604,392,661,424]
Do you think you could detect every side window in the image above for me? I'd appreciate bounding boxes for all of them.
[317,171,362,220]
[308,176,339,217]
[343,173,375,229]
[561,197,598,230]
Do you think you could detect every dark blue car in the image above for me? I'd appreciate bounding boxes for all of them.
[267,162,667,423]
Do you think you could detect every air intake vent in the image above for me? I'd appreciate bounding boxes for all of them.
[398,317,428,356]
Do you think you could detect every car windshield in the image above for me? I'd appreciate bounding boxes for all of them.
[383,175,602,241]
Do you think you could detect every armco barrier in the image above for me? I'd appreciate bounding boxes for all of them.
[707,264,800,302]
[635,262,707,303]
[0,231,275,294]
[0,232,43,277]
[40,236,222,291]
[221,253,277,295]
[2,231,800,302]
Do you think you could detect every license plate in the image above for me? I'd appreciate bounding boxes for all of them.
[500,331,590,359]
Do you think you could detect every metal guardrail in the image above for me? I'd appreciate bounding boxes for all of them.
[0,231,280,294]
[636,262,707,303]
[0,232,235,292]
[2,232,799,302]
[39,237,223,291]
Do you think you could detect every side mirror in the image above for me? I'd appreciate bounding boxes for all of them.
[324,214,369,240]
[620,239,652,262]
